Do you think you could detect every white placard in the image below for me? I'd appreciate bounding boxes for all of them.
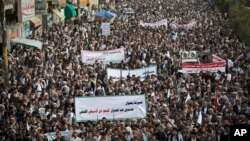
[139,19,168,28]
[106,68,126,80]
[107,66,157,81]
[81,48,125,64]
[75,95,147,122]
[101,22,110,36]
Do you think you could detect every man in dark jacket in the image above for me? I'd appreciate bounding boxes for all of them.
[233,99,241,115]
[156,124,168,141]
[111,128,122,141]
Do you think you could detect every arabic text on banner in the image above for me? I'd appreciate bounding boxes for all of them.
[21,0,36,21]
[81,48,125,64]
[139,19,168,28]
[181,62,226,74]
[74,95,147,122]
[107,66,157,81]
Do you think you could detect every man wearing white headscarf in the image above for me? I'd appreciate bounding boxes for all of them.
[125,126,133,141]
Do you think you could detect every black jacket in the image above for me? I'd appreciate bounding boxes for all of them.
[156,131,168,141]
[233,105,241,115]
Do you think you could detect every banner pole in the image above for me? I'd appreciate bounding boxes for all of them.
[120,68,122,83]
[137,106,139,118]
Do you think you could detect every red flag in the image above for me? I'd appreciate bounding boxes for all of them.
[215,95,221,111]
[235,54,244,62]
[212,55,226,62]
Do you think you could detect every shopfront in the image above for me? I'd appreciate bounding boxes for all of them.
[6,23,23,48]
[18,0,42,38]
[51,8,65,24]
[47,0,66,26]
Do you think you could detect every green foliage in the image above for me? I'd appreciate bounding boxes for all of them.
[214,0,231,12]
[214,0,250,46]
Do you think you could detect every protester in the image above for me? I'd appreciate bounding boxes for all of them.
[0,0,249,141]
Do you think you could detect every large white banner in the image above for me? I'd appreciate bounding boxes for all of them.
[139,19,168,28]
[170,19,197,30]
[107,66,157,81]
[21,0,35,21]
[181,62,226,74]
[75,95,147,122]
[81,48,125,64]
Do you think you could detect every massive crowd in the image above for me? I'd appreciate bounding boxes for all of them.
[0,0,250,140]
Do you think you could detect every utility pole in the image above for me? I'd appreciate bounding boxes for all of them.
[77,0,81,20]
[0,0,9,88]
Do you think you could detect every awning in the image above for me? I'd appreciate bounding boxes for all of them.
[48,0,59,4]
[28,17,42,28]
[64,3,77,19]
[80,0,90,5]
[11,38,43,50]
[51,8,65,19]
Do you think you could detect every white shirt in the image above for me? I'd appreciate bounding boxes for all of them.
[247,107,250,114]
[227,73,231,81]
[70,137,81,141]
[170,136,178,141]
[227,59,234,69]
[232,67,244,74]
[217,136,220,141]
[35,82,42,92]
[142,133,148,141]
